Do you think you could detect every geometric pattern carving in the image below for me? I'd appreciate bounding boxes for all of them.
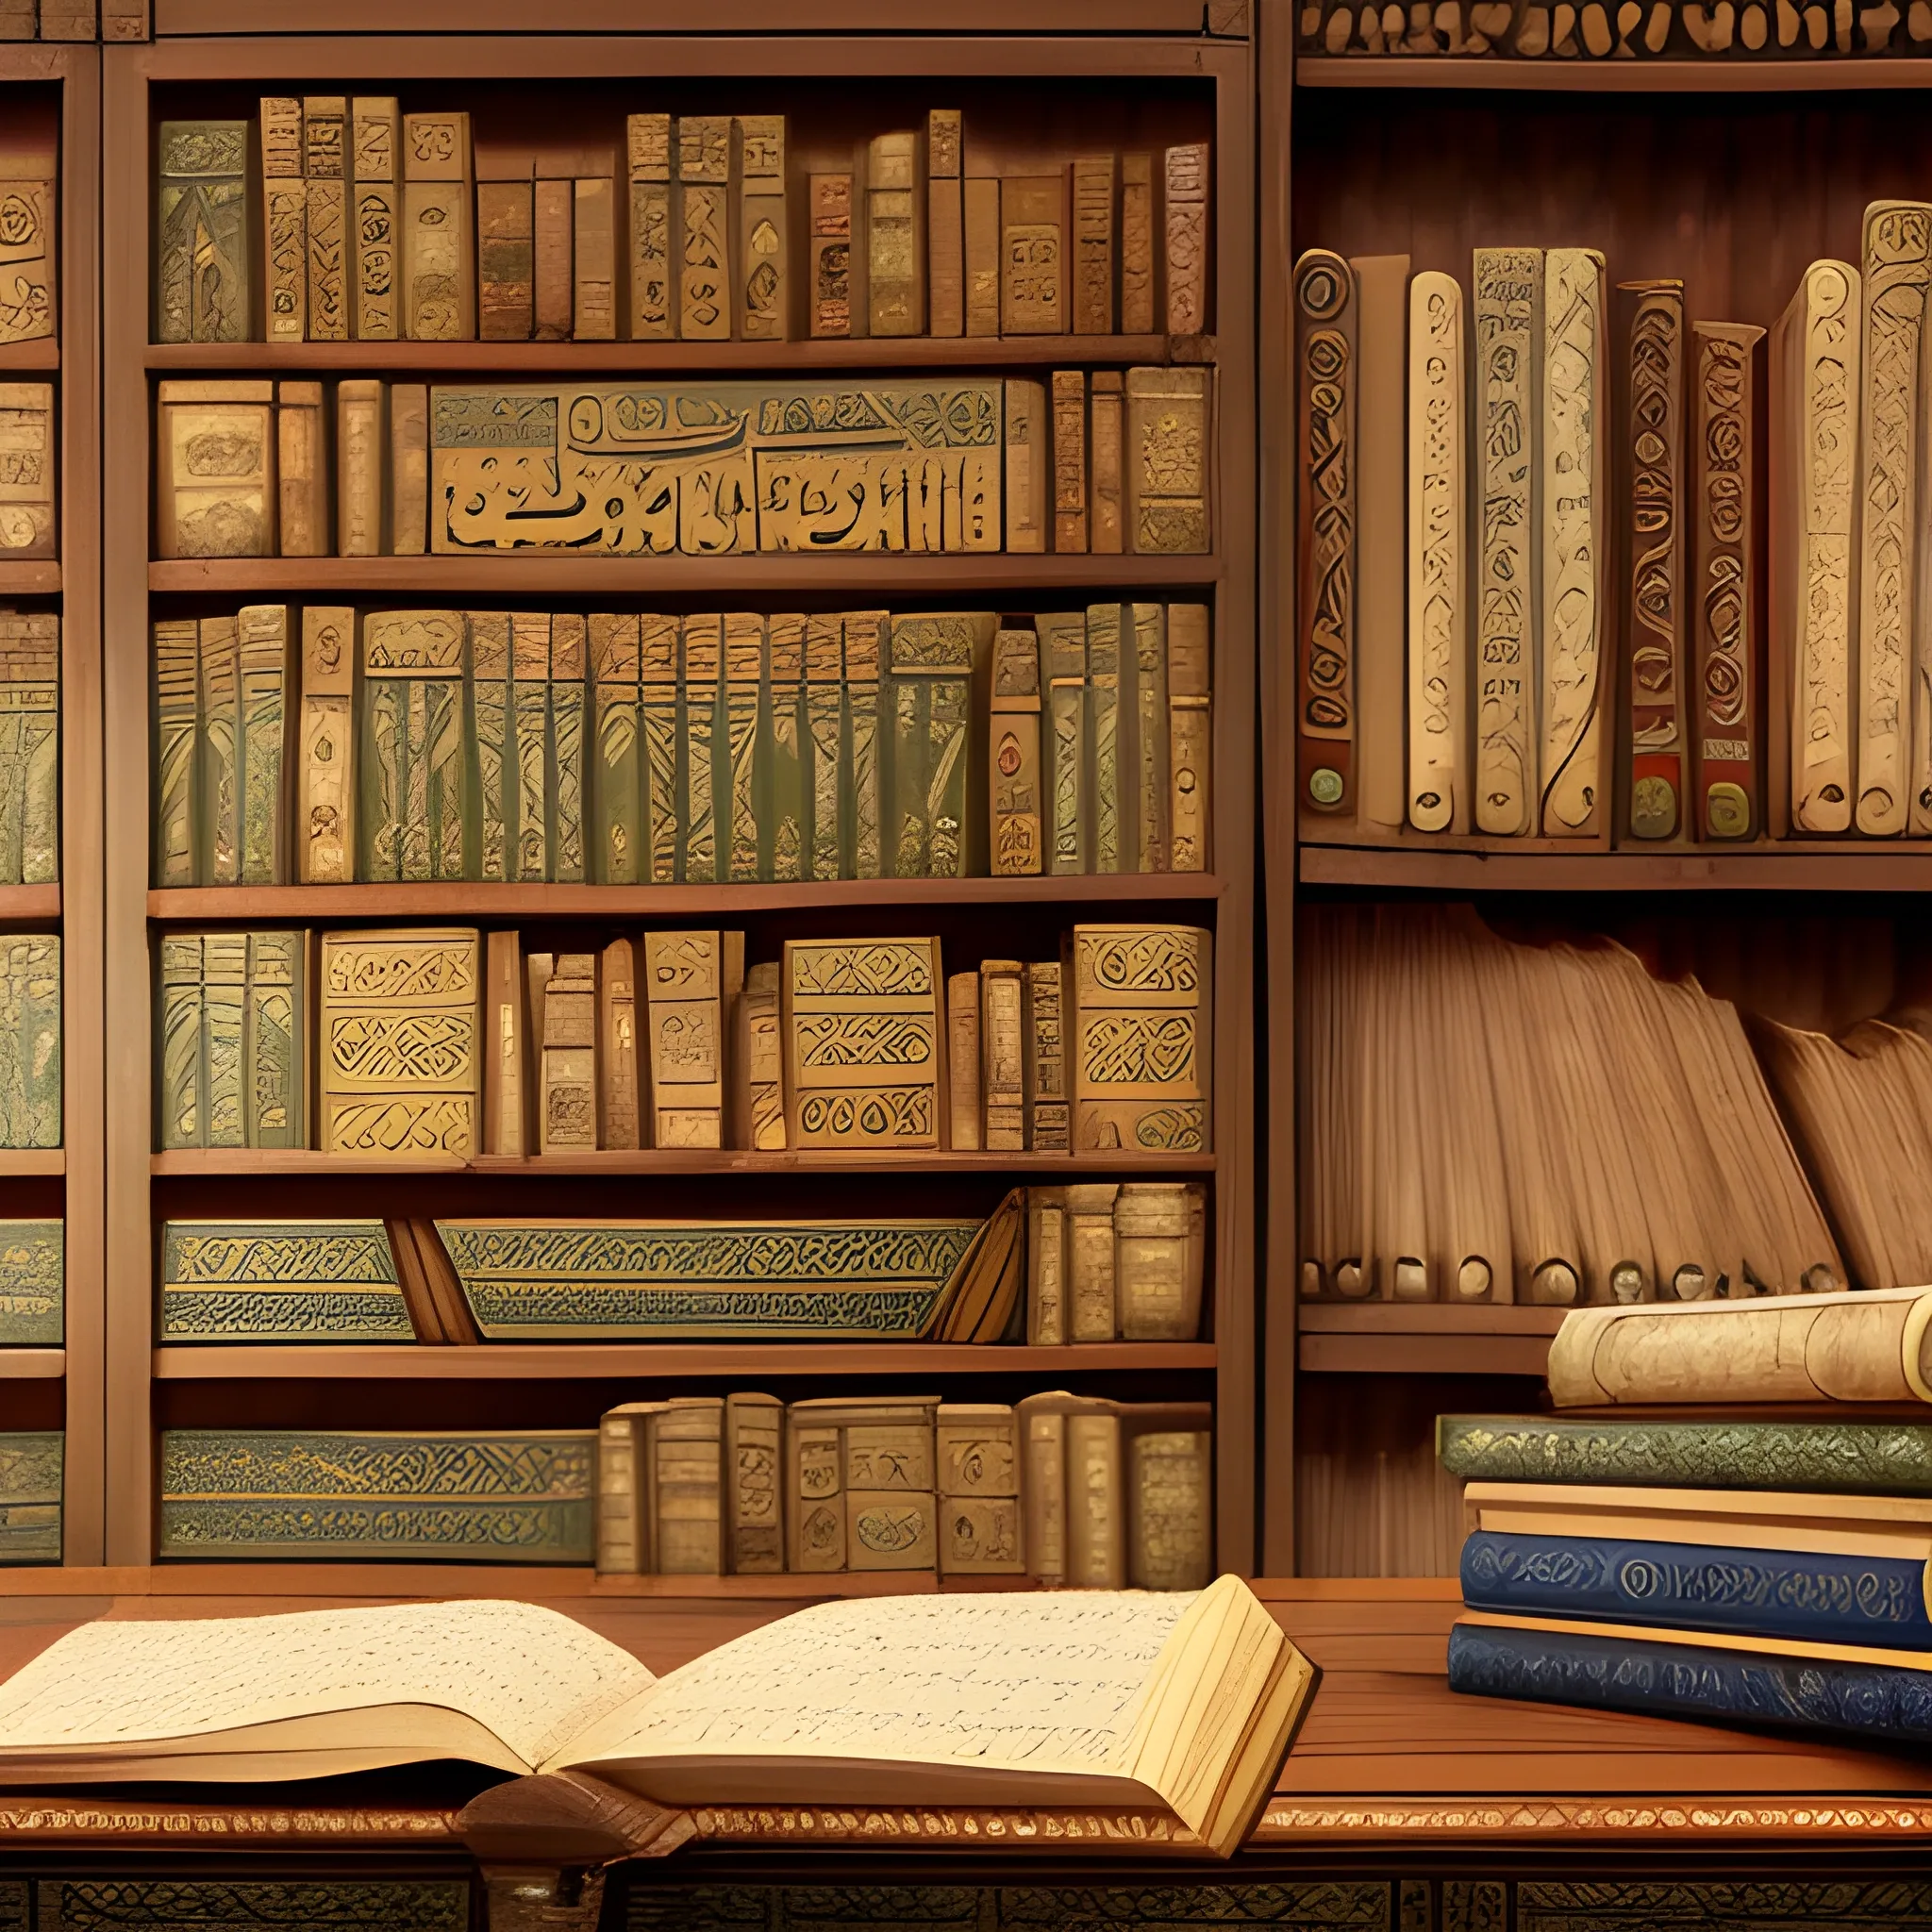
[37,1880,468,1931]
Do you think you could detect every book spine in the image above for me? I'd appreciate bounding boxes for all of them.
[1125,364,1212,557]
[1087,603,1121,873]
[681,615,721,884]
[725,613,762,881]
[1043,615,1086,875]
[350,97,399,341]
[596,1411,641,1574]
[275,380,327,558]
[1071,922,1210,1153]
[766,614,807,882]
[540,953,597,1152]
[468,612,510,883]
[198,616,241,887]
[641,615,679,884]
[1027,1189,1066,1343]
[842,1411,938,1571]
[1121,154,1156,335]
[1065,1411,1124,1588]
[574,176,618,342]
[1004,377,1047,555]
[645,930,727,1149]
[1065,1182,1119,1341]
[963,175,1000,339]
[532,176,573,343]
[1025,958,1069,1151]
[244,928,302,1146]
[550,614,587,884]
[599,936,640,1151]
[202,930,245,1147]
[1128,602,1169,872]
[0,616,56,889]
[936,1405,1024,1575]
[1163,142,1209,335]
[303,95,348,342]
[358,617,401,883]
[157,123,248,343]
[402,111,474,341]
[237,604,289,885]
[335,378,386,558]
[1071,155,1114,335]
[1115,1181,1203,1340]
[990,626,1042,876]
[947,970,981,1152]
[789,1416,845,1573]
[981,960,1025,1152]
[510,614,550,883]
[653,1403,724,1574]
[1128,1429,1212,1590]
[158,936,204,1148]
[1001,175,1064,335]
[1167,603,1210,871]
[843,613,883,880]
[926,110,963,340]
[808,173,853,340]
[260,98,306,344]
[390,383,428,557]
[1053,370,1089,555]
[805,613,842,880]
[155,387,273,560]
[867,131,923,339]
[1023,1407,1066,1583]
[0,144,53,350]
[783,935,941,1151]
[483,928,525,1157]
[737,964,787,1152]
[477,177,535,341]
[736,116,787,343]
[590,613,641,886]
[628,114,674,341]
[1091,370,1124,557]
[0,382,53,560]
[153,619,199,889]
[677,116,732,341]
[724,1395,784,1574]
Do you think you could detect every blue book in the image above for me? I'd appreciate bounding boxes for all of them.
[1448,1619,1932,1745]
[1461,1529,1932,1650]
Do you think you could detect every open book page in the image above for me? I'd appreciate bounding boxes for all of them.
[557,1591,1196,1804]
[0,1600,654,1774]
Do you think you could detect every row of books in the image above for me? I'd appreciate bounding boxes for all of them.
[156,924,1211,1159]
[0,611,54,886]
[149,1189,1207,1347]
[150,602,1212,888]
[153,367,1212,558]
[159,101,1209,345]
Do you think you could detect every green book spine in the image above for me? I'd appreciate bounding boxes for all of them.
[591,614,641,886]
[551,614,587,885]
[0,935,58,1152]
[465,612,508,883]
[1132,602,1171,874]
[511,614,550,883]
[0,617,57,890]
[396,682,431,881]
[844,612,885,880]
[889,661,928,879]
[1041,611,1087,875]
[158,933,203,1149]
[244,929,303,1148]
[0,1220,61,1346]
[202,929,245,1149]
[1086,602,1121,874]
[238,605,289,885]
[198,617,242,887]
[0,1432,60,1563]
[681,615,720,884]
[156,123,249,343]
[929,673,972,878]
[766,613,806,882]
[153,619,199,890]
[726,614,762,882]
[641,616,679,886]
[804,613,841,881]
[422,669,467,881]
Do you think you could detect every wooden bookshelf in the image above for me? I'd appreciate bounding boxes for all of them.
[100,24,1260,1588]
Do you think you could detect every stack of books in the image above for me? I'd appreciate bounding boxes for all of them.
[1443,1288,1932,1746]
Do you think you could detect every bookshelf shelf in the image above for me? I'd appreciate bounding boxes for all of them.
[1292,55,1932,90]
[0,1150,64,1175]
[146,875,1225,921]
[0,1349,63,1379]
[0,340,56,372]
[1298,1303,1559,1378]
[152,1341,1219,1379]
[150,1148,1218,1176]
[1297,845,1932,893]
[0,563,58,595]
[148,556,1224,597]
[0,886,59,919]
[143,334,1205,374]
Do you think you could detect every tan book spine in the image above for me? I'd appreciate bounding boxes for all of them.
[1125,364,1212,557]
[724,1392,784,1574]
[788,1411,846,1574]
[947,970,981,1152]
[1091,370,1124,556]
[275,380,327,558]
[963,175,1001,339]
[1022,1404,1067,1584]
[573,176,617,341]
[1163,142,1209,336]
[1027,1189,1067,1344]
[1167,603,1211,872]
[1121,153,1157,335]
[477,175,535,341]
[484,929,526,1158]
[677,116,732,341]
[926,109,963,340]
[1066,1410,1124,1588]
[867,130,923,339]
[296,607,354,884]
[540,952,597,1153]
[1071,923,1210,1154]
[1065,1182,1120,1342]
[808,173,853,340]
[1001,174,1065,335]
[1129,1429,1212,1589]
[595,1408,641,1575]
[981,958,1025,1152]
[156,380,274,561]
[1004,377,1047,555]
[260,97,306,344]
[1351,254,1408,827]
[1052,369,1088,555]
[627,113,675,341]
[533,176,574,343]
[303,96,348,342]
[936,1403,1024,1575]
[389,383,428,558]
[336,378,386,558]
[645,929,728,1149]
[733,959,786,1152]
[402,111,474,341]
[1025,958,1069,1150]
[524,950,552,1127]
[990,626,1042,876]
[1127,601,1170,874]
[350,96,399,341]
[1115,1182,1204,1340]
[651,1398,724,1575]
[841,1406,938,1572]
[736,115,787,343]
[1071,155,1115,335]
[598,935,640,1151]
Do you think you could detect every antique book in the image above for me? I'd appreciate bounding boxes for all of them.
[1623,278,1688,841]
[552,614,588,883]
[0,138,54,346]
[318,927,481,1158]
[963,174,1001,337]
[1088,603,1122,871]
[471,610,512,881]
[1131,1430,1214,1591]
[1690,320,1765,841]
[867,130,923,338]
[1121,152,1156,336]
[349,96,400,341]
[0,1433,57,1562]
[1163,143,1209,335]
[540,954,597,1153]
[589,615,640,885]
[1438,1413,1932,1494]
[303,95,348,342]
[0,613,55,888]
[724,1391,784,1574]
[989,625,1043,875]
[1772,259,1859,838]
[1041,610,1086,875]
[737,116,787,344]
[196,615,241,884]
[477,174,536,341]
[260,98,306,344]
[1072,155,1116,335]
[0,384,51,561]
[643,930,738,1149]
[0,1218,56,1343]
[158,1220,410,1342]
[275,380,326,557]
[1026,958,1070,1150]
[788,1396,937,1574]
[886,609,990,878]
[798,615,841,883]
[1028,1188,1067,1343]
[845,612,887,877]
[926,109,964,339]
[532,175,573,342]
[1132,601,1176,872]
[1351,253,1407,830]
[782,936,943,1151]
[509,613,553,881]
[808,173,853,339]
[1294,249,1357,819]
[677,115,731,341]
[1407,271,1469,834]
[936,1404,1024,1574]
[765,611,807,880]
[336,377,386,557]
[1002,175,1065,334]
[726,959,785,1153]
[0,935,56,1148]
[981,958,1025,1151]
[295,607,353,884]
[155,931,300,1151]
[574,176,618,341]
[156,122,247,343]
[358,610,466,881]
[1069,924,1211,1153]
[947,971,981,1151]
[1091,371,1124,556]
[1116,1182,1207,1340]
[724,613,761,881]
[1125,366,1210,555]
[390,382,429,555]
[1474,246,1541,835]
[158,1430,594,1561]
[156,381,273,559]
[429,378,1001,556]
[653,1399,724,1574]
[0,1585,1310,1858]
[1053,370,1089,554]
[235,604,290,883]
[1066,1182,1121,1341]
[403,110,475,341]
[1004,376,1047,553]
[484,929,528,1158]
[627,113,674,341]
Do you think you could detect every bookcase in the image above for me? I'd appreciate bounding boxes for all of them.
[91,13,1260,1577]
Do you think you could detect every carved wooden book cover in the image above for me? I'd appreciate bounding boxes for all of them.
[1069,923,1210,1154]
[0,613,55,889]
[350,97,400,341]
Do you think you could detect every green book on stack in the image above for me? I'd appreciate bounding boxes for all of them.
[159,1221,411,1341]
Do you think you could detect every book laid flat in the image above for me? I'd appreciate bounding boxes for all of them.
[0,1582,1313,1859]
[158,1219,412,1341]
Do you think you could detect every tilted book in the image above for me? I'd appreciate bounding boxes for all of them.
[0,1581,1313,1860]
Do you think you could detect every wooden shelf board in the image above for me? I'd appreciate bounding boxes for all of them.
[153,1341,1217,1379]
[1298,842,1932,891]
[1298,1304,1568,1336]
[1293,54,1932,89]
[0,339,55,371]
[144,334,1204,374]
[147,874,1224,920]
[150,556,1221,596]
[0,562,57,596]
[1299,1331,1553,1376]
[0,1149,62,1175]
[0,1348,62,1379]
[151,1148,1216,1176]
[0,885,59,919]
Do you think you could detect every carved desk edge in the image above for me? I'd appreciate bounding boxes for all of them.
[0,1794,464,1841]
[1254,1797,1932,1841]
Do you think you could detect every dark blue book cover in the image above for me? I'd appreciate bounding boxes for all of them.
[1448,1620,1932,1744]
[1461,1529,1932,1650]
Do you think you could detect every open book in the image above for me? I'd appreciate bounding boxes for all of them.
[0,1576,1313,1859]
